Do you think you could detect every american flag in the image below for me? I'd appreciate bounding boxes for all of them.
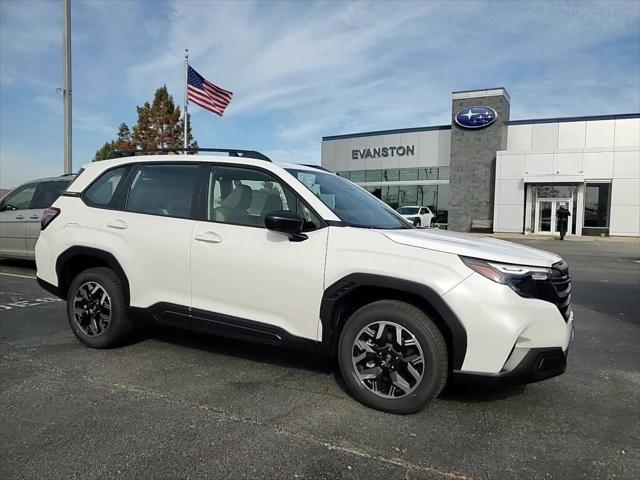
[187,65,233,116]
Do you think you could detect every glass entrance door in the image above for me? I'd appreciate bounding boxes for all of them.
[537,201,552,232]
[535,199,573,235]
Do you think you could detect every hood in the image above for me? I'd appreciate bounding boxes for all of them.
[382,228,562,268]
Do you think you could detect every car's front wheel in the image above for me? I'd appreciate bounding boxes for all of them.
[66,267,133,348]
[338,300,448,414]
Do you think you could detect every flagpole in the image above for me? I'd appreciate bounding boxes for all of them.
[183,49,189,150]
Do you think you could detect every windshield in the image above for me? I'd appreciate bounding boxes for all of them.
[398,207,419,215]
[286,169,411,229]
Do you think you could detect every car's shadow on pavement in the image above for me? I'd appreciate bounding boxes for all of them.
[439,380,527,403]
[0,258,36,270]
[140,322,527,405]
[143,323,336,374]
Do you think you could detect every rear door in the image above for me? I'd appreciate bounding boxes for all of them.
[0,182,38,258]
[95,162,200,309]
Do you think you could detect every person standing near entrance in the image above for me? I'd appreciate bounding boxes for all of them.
[557,205,571,240]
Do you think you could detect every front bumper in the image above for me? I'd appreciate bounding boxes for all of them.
[454,310,574,384]
[453,346,568,385]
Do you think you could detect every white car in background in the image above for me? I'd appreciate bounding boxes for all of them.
[397,206,433,228]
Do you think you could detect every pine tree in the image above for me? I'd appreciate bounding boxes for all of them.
[94,85,196,160]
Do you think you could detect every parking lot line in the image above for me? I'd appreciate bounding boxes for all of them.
[0,272,37,279]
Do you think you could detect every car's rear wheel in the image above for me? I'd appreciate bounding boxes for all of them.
[67,267,132,348]
[338,300,448,414]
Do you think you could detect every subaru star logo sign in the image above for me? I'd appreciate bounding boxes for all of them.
[455,106,498,129]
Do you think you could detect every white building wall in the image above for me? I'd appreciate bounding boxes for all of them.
[321,129,451,172]
[495,118,640,236]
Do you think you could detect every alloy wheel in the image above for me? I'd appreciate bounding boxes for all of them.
[72,281,112,337]
[351,321,425,398]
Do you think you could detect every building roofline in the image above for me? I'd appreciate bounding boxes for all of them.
[322,113,640,141]
[322,124,451,141]
[508,112,640,125]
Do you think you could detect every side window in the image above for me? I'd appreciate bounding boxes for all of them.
[420,208,427,215]
[0,183,37,211]
[126,164,199,218]
[85,166,130,207]
[207,166,321,229]
[31,180,72,209]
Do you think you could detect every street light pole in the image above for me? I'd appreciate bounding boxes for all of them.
[63,0,72,173]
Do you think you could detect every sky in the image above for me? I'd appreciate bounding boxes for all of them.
[1,0,639,188]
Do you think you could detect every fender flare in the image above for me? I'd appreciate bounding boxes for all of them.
[55,246,130,301]
[319,273,467,370]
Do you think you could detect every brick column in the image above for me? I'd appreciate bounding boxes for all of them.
[448,88,510,232]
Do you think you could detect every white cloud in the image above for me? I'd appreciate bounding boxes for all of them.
[128,0,640,145]
[35,95,115,135]
[1,0,639,186]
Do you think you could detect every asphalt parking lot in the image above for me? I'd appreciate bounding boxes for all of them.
[1,239,639,480]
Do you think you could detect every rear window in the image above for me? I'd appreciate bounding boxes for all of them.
[126,164,199,218]
[31,180,73,209]
[84,166,130,207]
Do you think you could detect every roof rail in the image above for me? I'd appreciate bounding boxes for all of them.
[299,164,332,173]
[106,148,271,162]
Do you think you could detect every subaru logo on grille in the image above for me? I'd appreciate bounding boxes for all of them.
[455,106,498,129]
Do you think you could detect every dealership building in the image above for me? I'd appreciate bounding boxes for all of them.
[321,88,640,237]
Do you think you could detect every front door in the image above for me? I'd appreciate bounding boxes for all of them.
[535,198,572,235]
[190,164,328,342]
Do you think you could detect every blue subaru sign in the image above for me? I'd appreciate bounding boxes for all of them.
[455,106,498,129]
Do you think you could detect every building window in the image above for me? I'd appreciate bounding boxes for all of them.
[365,169,382,182]
[383,169,400,181]
[418,168,437,180]
[435,184,449,224]
[349,170,366,183]
[399,168,418,181]
[438,167,450,180]
[583,183,611,234]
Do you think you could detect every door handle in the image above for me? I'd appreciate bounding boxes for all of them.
[194,231,222,243]
[15,215,24,220]
[106,219,128,230]
[30,215,39,220]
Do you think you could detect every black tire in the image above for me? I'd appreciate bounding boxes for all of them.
[338,300,448,414]
[66,267,133,348]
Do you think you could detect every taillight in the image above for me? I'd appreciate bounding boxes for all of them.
[41,207,61,230]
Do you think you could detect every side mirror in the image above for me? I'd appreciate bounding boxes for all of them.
[264,210,308,242]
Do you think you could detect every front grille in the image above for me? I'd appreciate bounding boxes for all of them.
[534,260,572,321]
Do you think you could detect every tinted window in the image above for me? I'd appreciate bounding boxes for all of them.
[85,166,130,206]
[1,183,37,210]
[126,164,199,218]
[584,183,611,228]
[287,169,410,229]
[398,207,419,214]
[31,180,73,209]
[207,166,321,230]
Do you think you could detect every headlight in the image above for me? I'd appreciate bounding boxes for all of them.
[460,256,552,298]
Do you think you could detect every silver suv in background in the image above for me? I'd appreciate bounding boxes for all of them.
[0,174,75,260]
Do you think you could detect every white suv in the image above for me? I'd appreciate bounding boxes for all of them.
[397,206,434,228]
[36,149,574,414]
